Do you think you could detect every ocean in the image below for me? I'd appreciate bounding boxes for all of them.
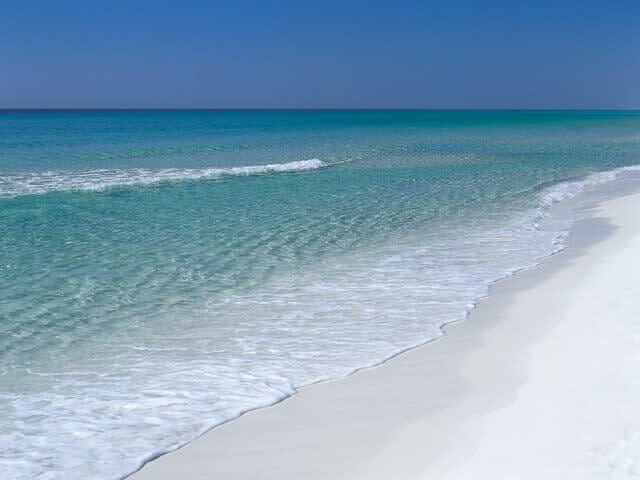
[1,110,639,479]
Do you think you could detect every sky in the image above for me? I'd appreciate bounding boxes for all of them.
[1,0,639,109]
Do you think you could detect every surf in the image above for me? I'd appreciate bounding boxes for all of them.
[0,159,327,198]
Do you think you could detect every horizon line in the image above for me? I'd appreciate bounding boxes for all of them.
[1,107,639,113]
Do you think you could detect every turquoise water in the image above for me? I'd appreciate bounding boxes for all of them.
[1,110,639,479]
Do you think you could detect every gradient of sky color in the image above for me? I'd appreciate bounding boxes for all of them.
[1,0,639,109]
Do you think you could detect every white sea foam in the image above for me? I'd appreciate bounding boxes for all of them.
[538,165,640,210]
[0,159,326,198]
[529,165,640,234]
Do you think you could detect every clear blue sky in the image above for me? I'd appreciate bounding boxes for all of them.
[1,0,638,109]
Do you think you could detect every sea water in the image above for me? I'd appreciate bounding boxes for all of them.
[1,110,639,479]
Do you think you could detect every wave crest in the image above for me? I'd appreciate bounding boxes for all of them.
[0,159,326,198]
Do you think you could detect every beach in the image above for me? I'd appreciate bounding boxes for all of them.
[3,111,640,479]
[3,0,640,476]
[131,190,640,479]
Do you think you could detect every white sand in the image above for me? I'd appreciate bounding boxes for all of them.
[130,192,640,480]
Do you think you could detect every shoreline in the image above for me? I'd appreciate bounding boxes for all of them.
[130,186,640,479]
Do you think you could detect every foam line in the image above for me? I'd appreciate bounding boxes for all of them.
[0,159,326,198]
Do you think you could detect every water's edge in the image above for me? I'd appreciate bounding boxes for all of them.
[125,167,640,479]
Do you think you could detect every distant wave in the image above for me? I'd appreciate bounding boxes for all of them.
[0,159,327,198]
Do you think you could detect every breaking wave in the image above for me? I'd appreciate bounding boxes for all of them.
[0,159,327,198]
